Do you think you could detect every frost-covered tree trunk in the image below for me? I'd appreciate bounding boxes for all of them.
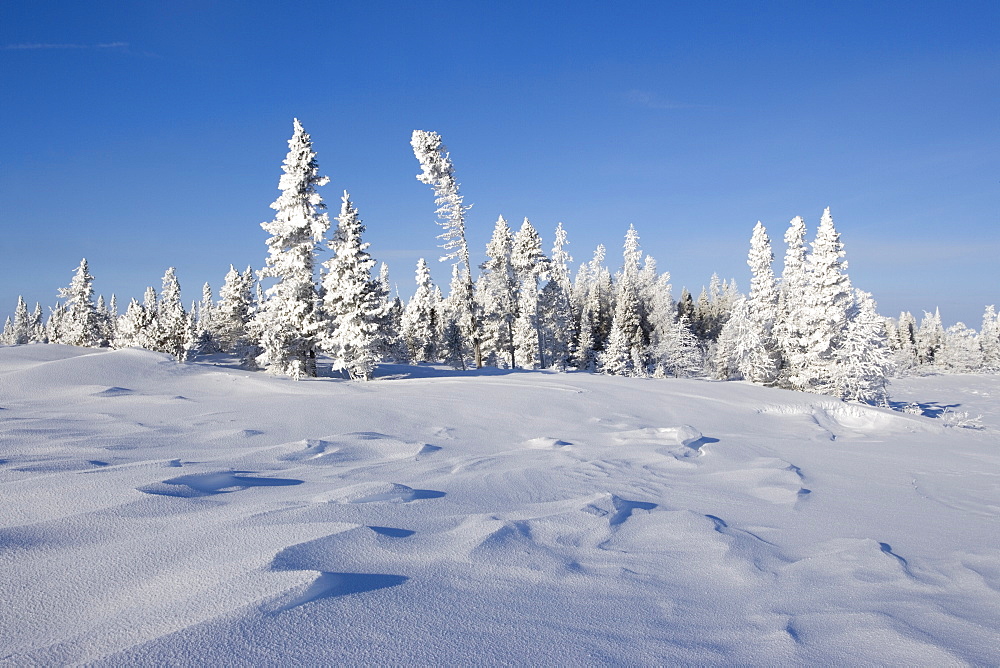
[833,291,893,405]
[411,130,482,367]
[251,119,331,378]
[58,259,102,347]
[401,259,439,363]
[320,192,388,380]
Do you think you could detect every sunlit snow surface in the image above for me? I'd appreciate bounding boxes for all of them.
[1,345,998,665]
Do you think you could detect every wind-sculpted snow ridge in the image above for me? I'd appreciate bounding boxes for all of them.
[1,346,999,665]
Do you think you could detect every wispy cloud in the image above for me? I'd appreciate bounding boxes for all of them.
[3,42,128,51]
[625,89,714,111]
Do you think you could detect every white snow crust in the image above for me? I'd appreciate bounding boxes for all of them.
[1,345,998,665]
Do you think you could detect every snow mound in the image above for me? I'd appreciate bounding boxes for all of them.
[278,432,430,465]
[522,437,572,449]
[759,401,931,437]
[312,482,446,504]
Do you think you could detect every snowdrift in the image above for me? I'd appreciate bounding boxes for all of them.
[1,345,998,665]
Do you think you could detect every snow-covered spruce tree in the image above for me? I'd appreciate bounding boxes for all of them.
[192,282,220,354]
[714,297,779,382]
[774,215,811,386]
[573,245,613,370]
[599,226,646,376]
[746,222,780,380]
[45,302,67,344]
[30,302,45,343]
[939,322,984,372]
[717,222,779,384]
[216,265,256,358]
[153,267,188,359]
[57,259,103,347]
[11,296,31,345]
[643,266,702,377]
[411,130,482,367]
[439,264,472,370]
[538,222,576,370]
[401,258,439,362]
[794,207,853,392]
[833,290,893,405]
[511,218,548,369]
[916,308,945,367]
[114,298,150,349]
[889,310,920,372]
[980,305,1000,371]
[476,216,518,368]
[320,191,388,380]
[251,119,331,378]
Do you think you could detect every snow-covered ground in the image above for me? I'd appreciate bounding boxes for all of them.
[1,345,998,665]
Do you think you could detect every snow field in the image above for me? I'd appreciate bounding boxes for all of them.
[0,345,998,665]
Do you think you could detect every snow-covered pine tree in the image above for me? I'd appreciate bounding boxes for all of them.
[714,296,777,382]
[644,267,702,377]
[439,264,471,370]
[57,259,102,347]
[939,322,983,372]
[511,218,548,369]
[538,222,576,370]
[833,290,893,405]
[411,130,482,367]
[94,295,111,347]
[320,191,387,380]
[216,265,256,358]
[774,215,810,386]
[979,305,1000,371]
[46,303,67,345]
[1,318,12,345]
[916,308,945,367]
[12,296,31,345]
[573,245,613,370]
[153,267,188,360]
[476,216,518,368]
[401,258,439,363]
[192,282,220,354]
[890,310,920,372]
[794,207,853,392]
[138,286,161,351]
[251,119,331,378]
[720,221,780,384]
[747,222,779,330]
[599,226,646,376]
[30,302,45,343]
[114,298,151,349]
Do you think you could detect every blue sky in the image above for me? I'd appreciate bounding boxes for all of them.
[1,1,997,327]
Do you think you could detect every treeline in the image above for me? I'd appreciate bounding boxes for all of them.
[3,120,997,405]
